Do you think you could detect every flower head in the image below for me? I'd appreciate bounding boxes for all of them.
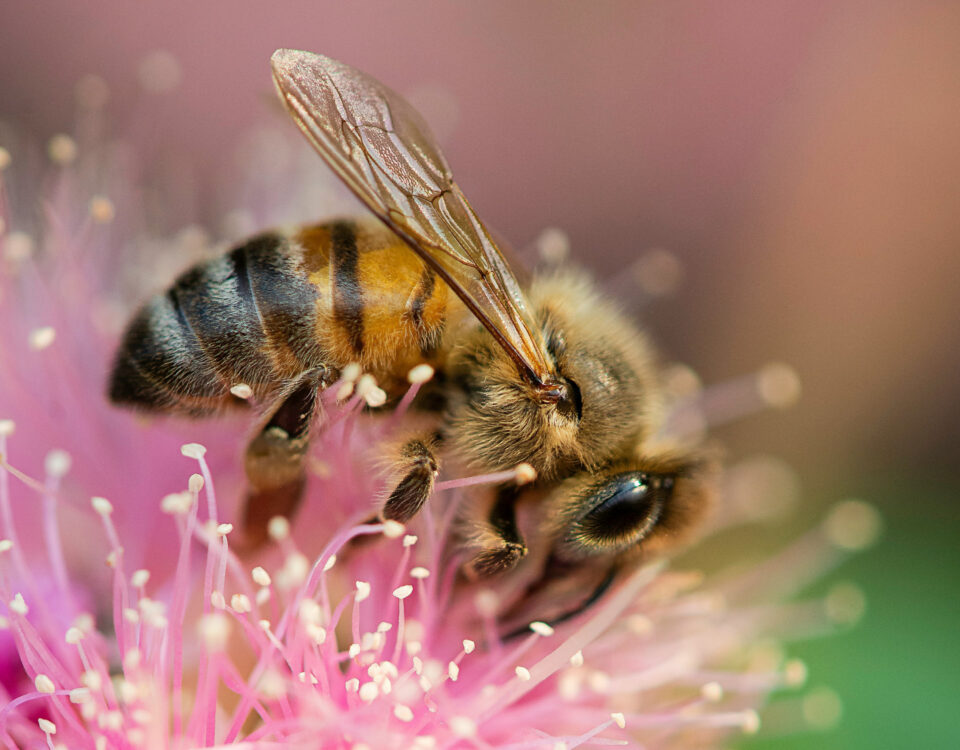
[0,65,879,749]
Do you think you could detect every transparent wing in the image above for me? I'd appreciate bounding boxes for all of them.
[271,49,558,390]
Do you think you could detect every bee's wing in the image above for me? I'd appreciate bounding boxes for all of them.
[271,49,557,388]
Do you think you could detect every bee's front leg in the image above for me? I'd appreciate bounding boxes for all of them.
[381,433,442,522]
[464,486,528,578]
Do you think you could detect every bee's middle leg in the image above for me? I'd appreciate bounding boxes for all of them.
[381,433,441,522]
[240,373,323,547]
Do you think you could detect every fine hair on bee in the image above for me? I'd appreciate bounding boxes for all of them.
[107,48,716,629]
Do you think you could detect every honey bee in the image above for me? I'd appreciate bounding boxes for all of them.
[109,49,714,625]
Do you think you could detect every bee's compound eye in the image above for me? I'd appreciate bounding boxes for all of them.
[577,472,670,548]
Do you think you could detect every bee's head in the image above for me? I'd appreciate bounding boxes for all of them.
[448,271,661,478]
[487,451,715,633]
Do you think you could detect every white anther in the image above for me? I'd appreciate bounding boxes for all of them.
[99,710,124,731]
[38,718,57,735]
[345,678,359,692]
[514,463,537,484]
[73,613,95,632]
[231,594,251,613]
[123,649,141,671]
[701,681,724,702]
[65,627,84,645]
[515,666,531,681]
[462,639,476,654]
[403,534,418,547]
[10,593,28,615]
[785,658,809,687]
[161,491,193,515]
[322,554,337,572]
[230,383,253,399]
[34,674,55,694]
[407,363,435,384]
[341,362,362,382]
[382,519,405,538]
[824,499,883,551]
[536,227,570,264]
[131,569,150,588]
[356,373,377,397]
[3,233,33,262]
[393,585,414,600]
[394,704,414,722]
[298,599,322,625]
[267,516,290,541]
[449,716,477,737]
[364,386,387,408]
[0,420,14,437]
[529,621,554,636]
[570,650,584,667]
[69,688,91,704]
[210,591,225,609]
[358,681,379,702]
[410,566,430,579]
[355,581,371,602]
[180,442,207,459]
[277,552,309,588]
[448,662,459,681]
[306,622,327,644]
[251,566,271,586]
[611,712,626,729]
[198,613,230,651]
[29,327,56,351]
[48,134,77,165]
[216,523,233,537]
[0,539,13,553]
[88,195,115,224]
[189,473,204,492]
[44,450,71,478]
[757,362,802,408]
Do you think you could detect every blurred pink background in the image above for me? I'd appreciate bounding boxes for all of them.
[2,0,958,494]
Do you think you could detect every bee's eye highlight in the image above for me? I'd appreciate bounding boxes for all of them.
[576,473,673,549]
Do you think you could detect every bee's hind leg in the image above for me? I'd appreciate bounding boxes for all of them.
[464,486,528,578]
[240,371,326,548]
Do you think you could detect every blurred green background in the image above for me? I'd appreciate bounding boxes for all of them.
[742,476,960,749]
[2,2,957,746]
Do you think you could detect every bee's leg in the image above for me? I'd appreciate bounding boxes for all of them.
[381,433,441,522]
[240,375,322,548]
[465,486,528,578]
[501,565,618,640]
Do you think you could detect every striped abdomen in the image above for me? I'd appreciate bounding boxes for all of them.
[109,219,455,416]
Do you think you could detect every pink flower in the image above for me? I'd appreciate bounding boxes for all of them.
[0,70,879,749]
